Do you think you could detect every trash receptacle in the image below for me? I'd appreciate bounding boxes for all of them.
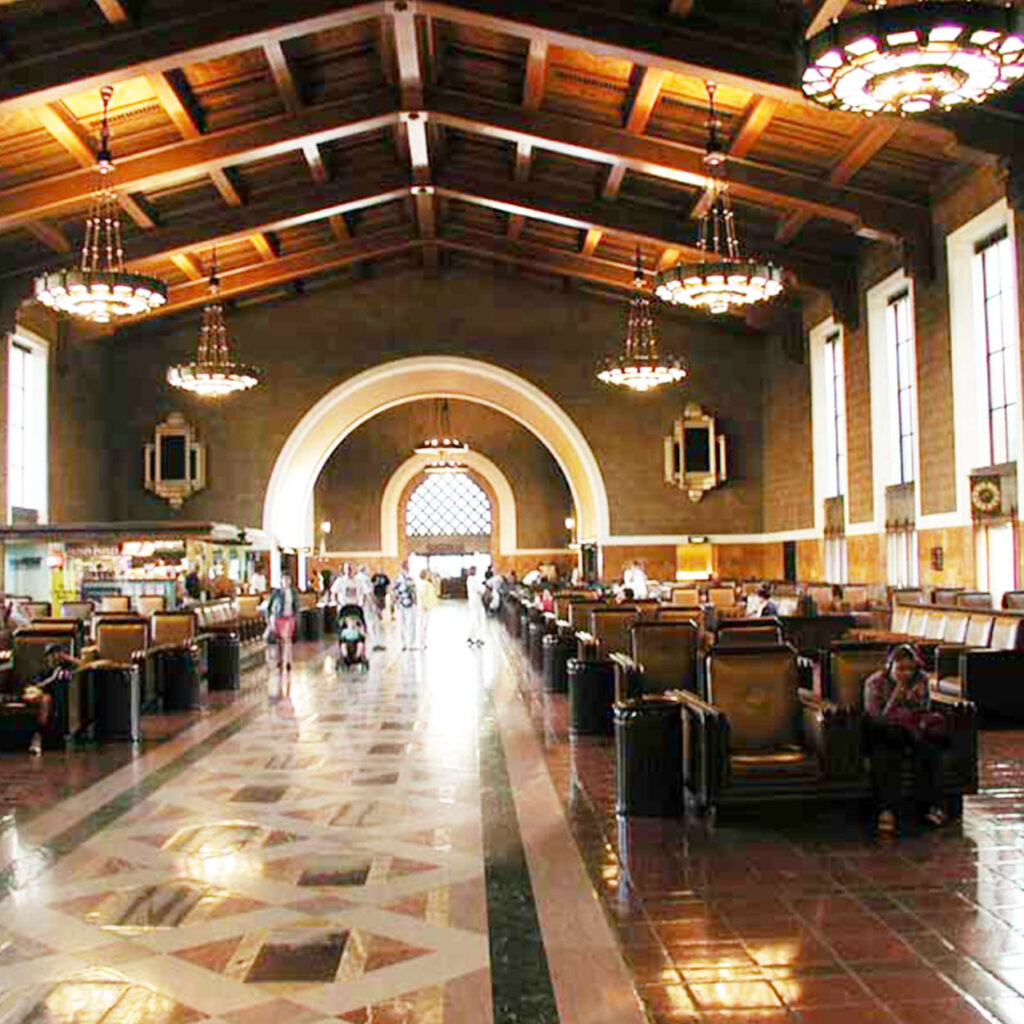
[528,621,547,671]
[542,633,573,693]
[90,664,141,742]
[299,606,324,642]
[323,605,338,636]
[614,697,684,817]
[208,632,241,691]
[157,647,205,711]
[568,658,616,735]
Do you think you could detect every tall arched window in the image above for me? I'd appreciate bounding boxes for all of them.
[406,472,492,537]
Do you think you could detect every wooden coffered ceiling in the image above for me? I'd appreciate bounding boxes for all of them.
[0,0,1020,324]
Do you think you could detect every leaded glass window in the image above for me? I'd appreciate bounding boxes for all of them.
[406,473,492,537]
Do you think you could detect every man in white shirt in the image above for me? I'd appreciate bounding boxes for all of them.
[623,561,649,600]
[466,566,486,646]
[329,563,361,611]
[522,565,543,587]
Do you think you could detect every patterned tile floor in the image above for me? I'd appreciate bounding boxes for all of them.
[509,631,1024,1024]
[9,607,1024,1024]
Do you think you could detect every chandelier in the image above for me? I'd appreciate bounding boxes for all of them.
[655,83,784,315]
[34,86,167,324]
[166,252,262,397]
[597,249,687,392]
[416,399,469,471]
[802,2,1024,115]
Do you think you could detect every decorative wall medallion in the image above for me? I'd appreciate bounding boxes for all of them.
[144,412,207,509]
[664,402,729,503]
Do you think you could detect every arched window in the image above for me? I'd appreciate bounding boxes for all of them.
[406,472,492,537]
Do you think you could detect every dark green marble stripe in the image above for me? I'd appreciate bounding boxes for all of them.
[0,704,261,900]
[479,684,561,1024]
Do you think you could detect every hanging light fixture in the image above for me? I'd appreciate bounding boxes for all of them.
[597,249,687,392]
[802,2,1024,116]
[167,250,262,397]
[34,85,167,324]
[416,399,469,471]
[655,83,784,315]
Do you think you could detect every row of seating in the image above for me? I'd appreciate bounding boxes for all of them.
[0,603,267,750]
[503,590,978,820]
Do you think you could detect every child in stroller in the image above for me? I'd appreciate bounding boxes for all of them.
[337,604,369,671]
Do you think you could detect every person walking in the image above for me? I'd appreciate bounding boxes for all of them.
[416,569,438,648]
[264,573,300,680]
[393,561,418,650]
[357,564,384,651]
[466,566,487,646]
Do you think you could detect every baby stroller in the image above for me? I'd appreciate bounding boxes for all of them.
[337,604,369,672]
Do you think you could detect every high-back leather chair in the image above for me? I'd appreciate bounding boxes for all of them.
[95,617,149,662]
[934,587,965,605]
[629,620,699,696]
[101,595,132,613]
[568,600,605,630]
[670,587,701,608]
[1003,591,1024,611]
[136,594,166,616]
[588,607,638,657]
[61,600,95,621]
[956,591,993,610]
[707,586,738,609]
[716,618,784,647]
[23,601,52,621]
[942,611,970,644]
[6,628,83,742]
[826,641,891,707]
[148,611,204,711]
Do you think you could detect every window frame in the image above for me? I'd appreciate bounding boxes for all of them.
[405,471,493,539]
[6,329,48,523]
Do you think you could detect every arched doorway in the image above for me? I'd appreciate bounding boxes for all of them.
[381,450,517,557]
[262,356,610,551]
[402,469,494,591]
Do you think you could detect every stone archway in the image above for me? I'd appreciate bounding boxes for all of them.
[262,355,610,550]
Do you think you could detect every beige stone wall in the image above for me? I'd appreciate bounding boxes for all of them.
[83,269,768,538]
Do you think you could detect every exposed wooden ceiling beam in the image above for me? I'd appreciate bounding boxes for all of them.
[25,220,71,254]
[508,213,525,240]
[329,214,351,242]
[171,252,205,281]
[667,0,695,16]
[594,66,668,249]
[434,175,847,292]
[264,39,303,115]
[250,233,279,261]
[729,95,778,160]
[34,103,95,167]
[34,101,157,230]
[522,38,548,112]
[0,95,399,232]
[158,230,417,314]
[806,0,849,40]
[209,168,244,207]
[581,227,603,257]
[430,91,928,242]
[92,0,130,24]
[776,120,898,244]
[0,0,966,159]
[148,71,252,207]
[391,2,434,267]
[147,72,202,139]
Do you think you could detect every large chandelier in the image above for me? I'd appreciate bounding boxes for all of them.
[34,86,167,324]
[598,249,687,392]
[167,252,262,397]
[802,2,1024,115]
[656,83,784,315]
[416,399,469,471]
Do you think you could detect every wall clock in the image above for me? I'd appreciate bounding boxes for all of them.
[970,477,1002,517]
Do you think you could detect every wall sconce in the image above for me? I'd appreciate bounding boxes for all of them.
[320,520,332,556]
[565,515,578,550]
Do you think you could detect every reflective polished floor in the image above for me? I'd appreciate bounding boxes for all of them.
[4,606,1024,1023]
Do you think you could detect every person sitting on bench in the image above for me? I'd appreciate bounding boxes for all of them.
[863,643,949,834]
